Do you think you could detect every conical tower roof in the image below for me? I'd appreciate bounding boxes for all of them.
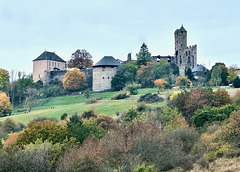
[93,56,120,67]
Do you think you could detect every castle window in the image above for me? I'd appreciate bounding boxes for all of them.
[108,77,109,79]
[186,52,188,56]
[189,51,190,55]
[52,62,54,66]
[58,63,59,67]
[181,44,182,47]
[188,57,190,63]
[49,67,51,70]
[55,62,56,66]
[103,77,104,79]
[49,61,51,66]
[180,56,182,64]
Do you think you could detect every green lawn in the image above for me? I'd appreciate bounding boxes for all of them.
[1,88,167,125]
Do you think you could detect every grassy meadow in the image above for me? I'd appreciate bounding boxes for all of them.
[0,88,168,125]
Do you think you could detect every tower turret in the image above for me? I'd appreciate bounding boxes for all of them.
[174,25,187,51]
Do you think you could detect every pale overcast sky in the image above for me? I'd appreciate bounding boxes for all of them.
[0,0,239,74]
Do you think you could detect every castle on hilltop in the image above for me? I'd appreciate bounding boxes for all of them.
[32,25,197,91]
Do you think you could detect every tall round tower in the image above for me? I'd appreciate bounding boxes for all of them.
[174,25,187,52]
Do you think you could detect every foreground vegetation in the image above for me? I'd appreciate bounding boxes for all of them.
[1,87,240,171]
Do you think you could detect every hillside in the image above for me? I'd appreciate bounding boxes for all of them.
[0,88,167,124]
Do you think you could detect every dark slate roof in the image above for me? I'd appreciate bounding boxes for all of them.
[175,25,187,34]
[93,56,120,67]
[33,51,66,62]
[192,64,206,73]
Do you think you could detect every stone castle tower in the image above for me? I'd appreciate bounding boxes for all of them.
[174,25,197,75]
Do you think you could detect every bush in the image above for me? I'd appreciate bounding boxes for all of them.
[136,102,148,112]
[61,113,68,120]
[192,105,239,127]
[122,108,139,122]
[81,109,98,119]
[222,110,240,145]
[160,106,181,127]
[125,83,141,95]
[232,90,240,106]
[111,91,130,100]
[138,93,164,103]
[85,99,98,104]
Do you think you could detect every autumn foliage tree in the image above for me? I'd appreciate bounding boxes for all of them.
[0,92,12,116]
[68,49,93,69]
[137,62,155,88]
[175,76,192,89]
[154,79,168,93]
[62,68,87,91]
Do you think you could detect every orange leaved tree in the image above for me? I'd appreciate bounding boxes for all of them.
[62,68,87,91]
[154,79,168,93]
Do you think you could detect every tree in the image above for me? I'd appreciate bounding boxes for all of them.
[16,120,68,146]
[62,68,87,91]
[136,43,152,66]
[211,63,228,86]
[227,65,238,83]
[175,76,192,89]
[211,65,222,86]
[0,92,12,116]
[185,68,195,81]
[67,49,93,69]
[233,76,240,88]
[153,59,171,79]
[0,68,10,93]
[154,79,168,93]
[111,71,126,91]
[15,73,33,105]
[137,62,155,88]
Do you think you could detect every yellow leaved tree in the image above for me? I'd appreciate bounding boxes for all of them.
[0,92,12,116]
[62,68,87,91]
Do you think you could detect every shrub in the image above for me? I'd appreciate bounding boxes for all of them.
[222,110,240,145]
[122,108,139,122]
[96,115,117,131]
[169,90,182,100]
[81,109,98,119]
[111,91,130,100]
[138,93,164,104]
[192,105,239,127]
[125,83,141,95]
[136,102,148,112]
[213,88,231,106]
[160,106,181,127]
[61,113,68,120]
[85,99,98,104]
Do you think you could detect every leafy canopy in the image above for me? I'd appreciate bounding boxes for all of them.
[62,68,87,91]
[67,49,93,69]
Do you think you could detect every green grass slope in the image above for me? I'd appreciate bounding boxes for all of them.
[0,88,167,125]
